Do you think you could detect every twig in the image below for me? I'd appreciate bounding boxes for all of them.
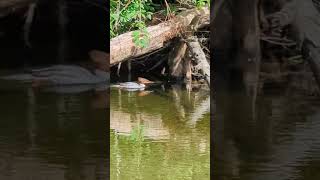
[164,0,172,21]
[147,57,166,72]
[260,36,296,46]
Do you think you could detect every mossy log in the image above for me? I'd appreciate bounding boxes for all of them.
[110,7,209,66]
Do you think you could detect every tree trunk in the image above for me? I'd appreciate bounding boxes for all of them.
[233,0,261,120]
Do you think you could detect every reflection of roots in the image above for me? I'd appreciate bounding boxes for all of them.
[260,70,320,96]
[0,158,4,173]
[0,155,10,175]
[288,72,320,96]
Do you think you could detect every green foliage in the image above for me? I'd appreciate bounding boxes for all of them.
[110,0,156,38]
[133,28,150,48]
[110,0,210,47]
[193,0,210,7]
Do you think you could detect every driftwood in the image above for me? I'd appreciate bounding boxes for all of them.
[110,7,209,66]
[168,39,188,79]
[186,37,210,84]
[166,9,210,84]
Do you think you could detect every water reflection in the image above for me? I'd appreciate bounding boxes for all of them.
[110,84,210,180]
[214,83,320,180]
[0,80,108,180]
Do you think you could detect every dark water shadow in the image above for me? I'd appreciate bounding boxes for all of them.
[214,81,320,180]
[0,84,108,180]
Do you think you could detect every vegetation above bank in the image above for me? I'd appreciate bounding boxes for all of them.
[110,0,210,38]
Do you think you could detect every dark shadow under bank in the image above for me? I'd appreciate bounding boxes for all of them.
[0,1,110,179]
[214,84,320,180]
[0,0,108,69]
[213,47,320,179]
[211,0,320,179]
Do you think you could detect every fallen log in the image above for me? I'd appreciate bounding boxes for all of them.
[110,7,209,66]
[0,0,35,18]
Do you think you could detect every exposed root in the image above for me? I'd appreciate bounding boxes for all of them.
[23,2,36,48]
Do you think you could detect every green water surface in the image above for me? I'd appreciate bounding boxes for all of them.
[110,84,210,180]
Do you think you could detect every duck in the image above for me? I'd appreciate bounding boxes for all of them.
[31,65,109,85]
[111,77,156,90]
[112,82,146,89]
[0,50,109,87]
[119,82,146,89]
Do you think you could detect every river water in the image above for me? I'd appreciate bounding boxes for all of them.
[0,76,108,180]
[214,78,320,180]
[110,83,210,180]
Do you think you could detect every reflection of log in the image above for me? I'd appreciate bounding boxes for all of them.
[110,110,170,140]
[171,84,186,119]
[110,7,209,66]
[188,96,210,126]
[0,0,35,18]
